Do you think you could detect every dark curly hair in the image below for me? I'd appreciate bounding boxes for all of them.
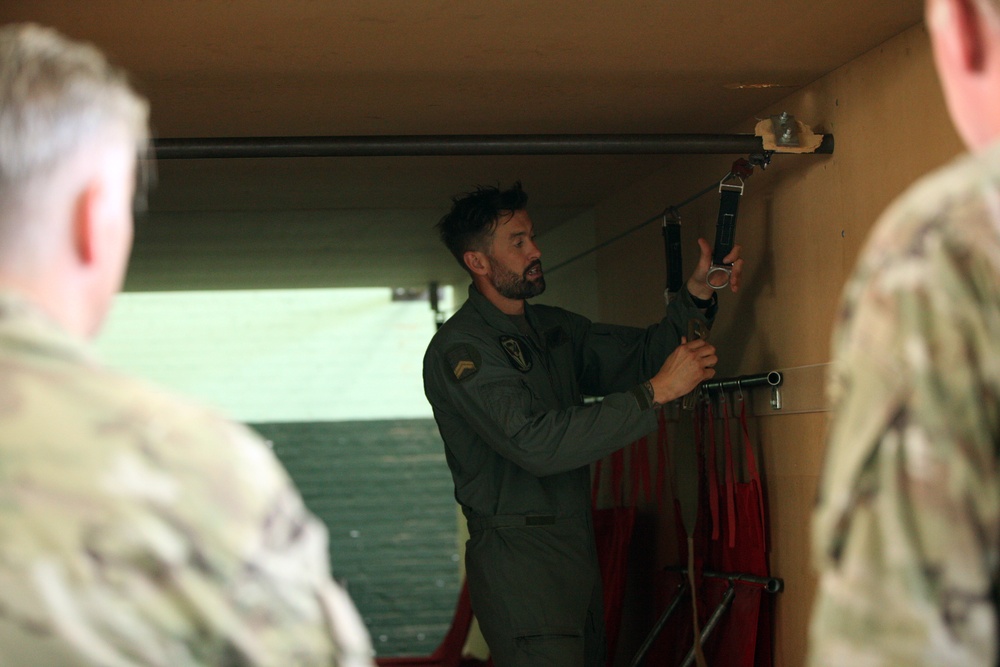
[436,182,529,272]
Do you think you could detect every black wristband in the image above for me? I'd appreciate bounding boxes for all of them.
[629,382,658,411]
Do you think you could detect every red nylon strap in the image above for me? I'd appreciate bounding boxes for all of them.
[656,409,669,514]
[692,404,704,532]
[721,396,737,549]
[640,436,653,504]
[730,157,755,181]
[629,436,645,506]
[739,397,767,537]
[704,400,720,541]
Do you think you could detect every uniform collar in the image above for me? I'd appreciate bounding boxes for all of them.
[466,283,544,336]
[0,290,97,366]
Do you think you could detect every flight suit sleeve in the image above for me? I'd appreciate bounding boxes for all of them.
[574,286,712,397]
[426,344,657,477]
[424,288,711,479]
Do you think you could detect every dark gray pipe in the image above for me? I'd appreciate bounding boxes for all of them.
[680,585,738,667]
[700,371,783,395]
[629,580,690,667]
[151,133,834,159]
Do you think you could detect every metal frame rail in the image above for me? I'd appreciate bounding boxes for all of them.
[629,568,784,667]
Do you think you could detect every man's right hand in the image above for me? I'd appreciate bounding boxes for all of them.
[649,337,717,404]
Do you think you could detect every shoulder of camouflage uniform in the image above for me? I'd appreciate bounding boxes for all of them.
[88,364,293,494]
[867,149,993,256]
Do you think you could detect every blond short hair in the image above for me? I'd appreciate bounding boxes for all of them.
[0,23,149,194]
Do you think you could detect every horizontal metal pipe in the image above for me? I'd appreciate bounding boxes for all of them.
[700,370,783,395]
[665,566,784,594]
[151,133,834,159]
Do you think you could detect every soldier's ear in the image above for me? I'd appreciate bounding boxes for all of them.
[932,0,987,72]
[71,179,102,266]
[464,250,490,276]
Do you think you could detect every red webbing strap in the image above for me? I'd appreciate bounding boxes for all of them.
[629,437,643,506]
[689,401,708,666]
[643,434,654,504]
[739,396,767,541]
[721,396,738,549]
[704,399,720,541]
[656,409,669,514]
[631,435,653,506]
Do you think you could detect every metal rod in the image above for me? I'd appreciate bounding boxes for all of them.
[665,566,784,594]
[680,584,738,667]
[629,581,690,667]
[630,567,783,666]
[699,370,783,395]
[151,133,835,159]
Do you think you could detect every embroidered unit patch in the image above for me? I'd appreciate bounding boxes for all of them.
[499,335,532,372]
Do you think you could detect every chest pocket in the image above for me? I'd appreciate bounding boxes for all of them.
[541,326,582,406]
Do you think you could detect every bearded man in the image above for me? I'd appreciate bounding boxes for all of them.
[422,182,742,667]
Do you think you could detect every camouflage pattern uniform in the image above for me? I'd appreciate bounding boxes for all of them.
[809,144,1000,665]
[0,292,374,667]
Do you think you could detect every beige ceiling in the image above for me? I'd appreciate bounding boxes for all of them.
[0,1,924,291]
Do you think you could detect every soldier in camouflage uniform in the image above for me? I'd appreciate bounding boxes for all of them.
[423,183,742,666]
[0,24,373,666]
[809,0,1000,664]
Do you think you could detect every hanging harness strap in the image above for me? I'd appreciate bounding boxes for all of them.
[655,408,670,515]
[738,394,767,549]
[707,157,755,290]
[721,394,738,549]
[704,398,721,541]
[682,318,710,411]
[662,208,684,305]
[707,179,743,290]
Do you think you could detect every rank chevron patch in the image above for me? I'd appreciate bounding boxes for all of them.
[444,344,481,383]
[453,360,476,380]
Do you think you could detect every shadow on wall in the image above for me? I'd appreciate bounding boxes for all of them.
[712,192,779,376]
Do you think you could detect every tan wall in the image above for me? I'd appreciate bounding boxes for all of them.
[535,209,600,322]
[591,24,964,666]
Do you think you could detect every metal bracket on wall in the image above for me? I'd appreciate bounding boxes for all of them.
[770,111,800,147]
[745,362,831,416]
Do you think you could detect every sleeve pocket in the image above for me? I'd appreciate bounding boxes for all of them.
[479,378,538,437]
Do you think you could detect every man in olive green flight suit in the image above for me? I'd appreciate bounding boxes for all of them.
[422,183,743,666]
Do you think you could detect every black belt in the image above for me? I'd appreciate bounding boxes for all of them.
[467,514,558,533]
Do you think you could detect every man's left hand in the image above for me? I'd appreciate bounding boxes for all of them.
[686,238,743,300]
